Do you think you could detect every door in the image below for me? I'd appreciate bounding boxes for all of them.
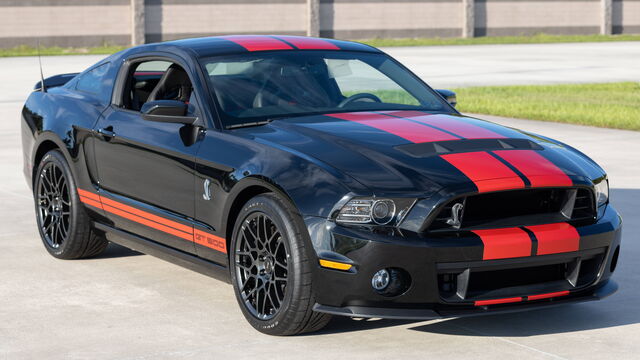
[92,59,203,253]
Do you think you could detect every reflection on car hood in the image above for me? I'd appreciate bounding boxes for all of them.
[235,111,605,195]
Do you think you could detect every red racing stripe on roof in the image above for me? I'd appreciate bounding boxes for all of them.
[220,35,292,51]
[525,222,580,255]
[472,227,532,260]
[440,151,525,193]
[493,150,573,188]
[275,35,340,50]
[327,112,460,143]
[386,111,506,139]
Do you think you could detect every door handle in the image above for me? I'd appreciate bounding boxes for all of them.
[97,126,116,140]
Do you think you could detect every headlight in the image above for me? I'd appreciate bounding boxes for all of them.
[336,198,415,226]
[594,178,609,207]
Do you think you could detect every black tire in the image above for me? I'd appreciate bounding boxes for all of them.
[230,193,331,335]
[34,150,108,259]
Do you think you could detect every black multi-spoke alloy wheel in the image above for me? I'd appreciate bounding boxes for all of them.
[34,150,107,259]
[230,193,331,335]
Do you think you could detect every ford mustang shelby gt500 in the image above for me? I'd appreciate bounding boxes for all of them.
[22,35,620,335]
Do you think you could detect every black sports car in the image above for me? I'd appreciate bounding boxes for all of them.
[21,35,621,335]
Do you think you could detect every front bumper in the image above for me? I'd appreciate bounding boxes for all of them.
[314,279,618,319]
[305,204,622,319]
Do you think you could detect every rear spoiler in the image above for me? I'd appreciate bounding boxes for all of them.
[34,73,79,91]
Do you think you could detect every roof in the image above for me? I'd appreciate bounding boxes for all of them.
[151,35,381,58]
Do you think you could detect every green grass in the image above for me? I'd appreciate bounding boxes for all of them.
[361,34,640,47]
[0,44,128,57]
[453,82,640,131]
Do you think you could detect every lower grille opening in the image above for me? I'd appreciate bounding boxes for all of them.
[467,263,565,298]
[438,250,605,302]
[428,187,596,232]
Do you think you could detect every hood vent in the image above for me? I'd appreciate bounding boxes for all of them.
[395,138,543,158]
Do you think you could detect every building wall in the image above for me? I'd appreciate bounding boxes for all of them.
[144,0,307,42]
[613,0,640,34]
[0,0,637,48]
[319,0,463,39]
[475,0,601,36]
[0,0,131,47]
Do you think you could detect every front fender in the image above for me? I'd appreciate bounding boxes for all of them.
[195,129,372,242]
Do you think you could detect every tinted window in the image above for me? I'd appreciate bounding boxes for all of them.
[201,51,450,128]
[122,60,193,111]
[76,62,110,95]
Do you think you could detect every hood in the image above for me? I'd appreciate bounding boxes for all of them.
[234,111,605,196]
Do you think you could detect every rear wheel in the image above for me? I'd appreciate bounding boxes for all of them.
[230,193,331,335]
[34,150,107,259]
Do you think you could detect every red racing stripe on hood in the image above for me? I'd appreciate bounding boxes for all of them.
[525,222,580,255]
[220,35,292,51]
[493,150,573,187]
[275,35,340,50]
[472,227,532,260]
[386,111,506,139]
[440,151,525,193]
[327,112,460,143]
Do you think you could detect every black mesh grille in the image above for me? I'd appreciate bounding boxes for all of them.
[428,187,596,232]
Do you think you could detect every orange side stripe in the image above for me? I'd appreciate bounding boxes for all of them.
[77,188,227,253]
[99,196,193,234]
[102,204,193,241]
[193,229,227,254]
[79,196,103,210]
[77,188,101,202]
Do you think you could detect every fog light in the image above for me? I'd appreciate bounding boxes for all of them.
[371,268,412,297]
[372,269,390,290]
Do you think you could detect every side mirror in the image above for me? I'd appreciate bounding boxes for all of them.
[140,100,197,125]
[436,89,457,108]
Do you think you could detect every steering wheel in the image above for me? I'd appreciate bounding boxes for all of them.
[338,93,382,108]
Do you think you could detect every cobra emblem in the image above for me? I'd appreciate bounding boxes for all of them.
[446,202,464,229]
[203,179,212,201]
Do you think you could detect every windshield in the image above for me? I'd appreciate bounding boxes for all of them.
[200,51,451,128]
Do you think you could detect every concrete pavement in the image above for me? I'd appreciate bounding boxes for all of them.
[1,43,639,359]
[385,41,640,88]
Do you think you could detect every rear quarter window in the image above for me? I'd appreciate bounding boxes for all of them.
[75,62,112,104]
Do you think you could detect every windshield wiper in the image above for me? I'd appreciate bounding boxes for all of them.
[226,119,273,129]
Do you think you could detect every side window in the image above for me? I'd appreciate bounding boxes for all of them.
[123,60,193,112]
[75,62,111,101]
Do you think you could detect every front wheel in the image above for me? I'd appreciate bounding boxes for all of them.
[230,193,331,335]
[34,150,108,259]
